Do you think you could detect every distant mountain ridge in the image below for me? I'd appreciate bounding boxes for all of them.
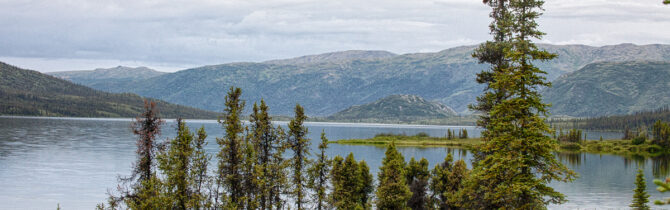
[48,66,165,93]
[328,94,456,121]
[543,61,670,117]
[0,62,217,118]
[49,43,670,117]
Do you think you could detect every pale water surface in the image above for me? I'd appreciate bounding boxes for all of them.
[0,116,667,209]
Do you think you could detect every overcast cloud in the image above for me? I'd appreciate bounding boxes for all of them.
[1,0,669,72]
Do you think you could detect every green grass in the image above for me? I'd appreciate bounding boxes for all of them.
[330,134,669,157]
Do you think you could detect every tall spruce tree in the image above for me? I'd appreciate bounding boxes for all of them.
[288,104,311,209]
[330,153,373,209]
[190,126,212,209]
[376,142,411,209]
[249,99,285,209]
[464,0,576,208]
[308,131,331,210]
[216,86,246,208]
[631,169,650,210]
[429,153,468,209]
[157,118,194,209]
[406,157,430,210]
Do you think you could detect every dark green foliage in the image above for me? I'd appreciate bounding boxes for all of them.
[631,169,650,209]
[0,62,218,118]
[458,129,468,139]
[566,106,670,131]
[406,157,430,210]
[249,99,286,209]
[652,120,670,148]
[375,142,411,209]
[288,104,311,209]
[216,86,246,208]
[633,136,647,146]
[464,0,576,208]
[557,128,583,143]
[330,153,373,209]
[190,126,212,209]
[157,118,194,209]
[308,131,331,210]
[429,154,468,209]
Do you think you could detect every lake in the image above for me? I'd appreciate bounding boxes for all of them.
[0,116,667,209]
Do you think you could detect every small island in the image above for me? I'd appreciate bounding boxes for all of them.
[330,128,670,158]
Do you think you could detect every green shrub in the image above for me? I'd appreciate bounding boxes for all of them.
[560,142,581,150]
[632,136,646,145]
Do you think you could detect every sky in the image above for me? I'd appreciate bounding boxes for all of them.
[1,0,669,72]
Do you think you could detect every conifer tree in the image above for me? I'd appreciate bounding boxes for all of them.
[190,126,212,209]
[308,131,331,210]
[376,142,411,209]
[216,86,246,208]
[330,153,373,209]
[406,157,430,210]
[357,160,374,209]
[429,153,468,209]
[288,104,311,209]
[113,100,164,208]
[631,169,650,210]
[157,118,194,209]
[464,0,576,208]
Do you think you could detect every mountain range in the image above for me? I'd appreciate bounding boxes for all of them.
[45,43,670,117]
[328,94,457,121]
[0,62,218,118]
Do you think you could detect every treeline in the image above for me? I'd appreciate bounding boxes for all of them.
[99,88,471,209]
[553,106,670,131]
[0,62,218,119]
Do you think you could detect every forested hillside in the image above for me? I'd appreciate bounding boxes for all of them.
[543,61,670,117]
[0,62,218,118]
[328,94,456,122]
[52,44,670,117]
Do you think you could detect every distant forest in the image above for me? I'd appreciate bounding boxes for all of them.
[551,106,670,131]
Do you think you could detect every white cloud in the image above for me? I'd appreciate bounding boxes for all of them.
[0,0,669,72]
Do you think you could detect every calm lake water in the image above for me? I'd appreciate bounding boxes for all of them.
[0,116,668,209]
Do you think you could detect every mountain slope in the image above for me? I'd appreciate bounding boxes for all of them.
[543,61,670,117]
[328,94,456,121]
[65,43,670,116]
[0,62,218,118]
[48,66,165,92]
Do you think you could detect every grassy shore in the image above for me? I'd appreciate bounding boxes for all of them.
[330,134,668,157]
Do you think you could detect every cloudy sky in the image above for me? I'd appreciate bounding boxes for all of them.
[1,0,669,72]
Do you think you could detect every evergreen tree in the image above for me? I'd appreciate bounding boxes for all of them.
[216,86,246,208]
[357,160,374,209]
[376,142,411,209]
[406,157,430,210]
[631,169,650,209]
[288,104,311,209]
[190,126,212,209]
[241,131,260,210]
[269,126,289,209]
[308,131,331,210]
[429,153,468,209]
[330,153,373,209]
[157,118,194,209]
[464,0,576,208]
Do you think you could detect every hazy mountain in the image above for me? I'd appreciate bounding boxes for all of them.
[543,61,670,117]
[48,66,165,92]
[264,50,397,65]
[61,44,670,117]
[0,62,217,118]
[328,94,457,121]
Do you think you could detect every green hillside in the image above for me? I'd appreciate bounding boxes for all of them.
[55,43,670,117]
[328,94,457,122]
[543,61,670,117]
[0,62,219,119]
